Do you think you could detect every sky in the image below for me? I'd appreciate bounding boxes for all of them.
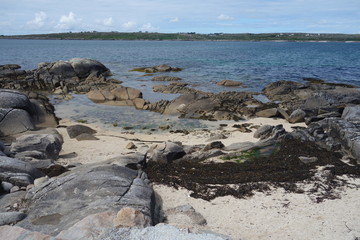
[0,0,359,35]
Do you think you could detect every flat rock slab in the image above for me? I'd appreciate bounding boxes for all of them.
[17,163,153,236]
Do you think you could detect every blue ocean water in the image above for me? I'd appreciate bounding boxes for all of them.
[1,39,359,130]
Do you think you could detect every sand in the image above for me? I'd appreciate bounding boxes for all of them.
[56,118,360,240]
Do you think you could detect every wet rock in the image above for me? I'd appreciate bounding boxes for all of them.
[152,82,196,94]
[288,109,306,123]
[216,80,243,87]
[0,212,27,226]
[152,76,182,81]
[17,164,153,235]
[66,124,97,139]
[148,142,186,164]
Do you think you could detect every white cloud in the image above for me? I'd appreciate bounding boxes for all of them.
[122,21,137,30]
[27,11,47,27]
[140,23,159,32]
[169,17,179,23]
[56,12,82,30]
[217,14,234,21]
[96,17,113,26]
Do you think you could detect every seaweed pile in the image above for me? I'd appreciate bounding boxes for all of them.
[146,139,360,202]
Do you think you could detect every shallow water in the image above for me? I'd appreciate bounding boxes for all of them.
[1,39,359,129]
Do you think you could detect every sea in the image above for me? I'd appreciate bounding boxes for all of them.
[1,39,360,131]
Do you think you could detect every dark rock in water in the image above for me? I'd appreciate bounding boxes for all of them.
[17,164,153,236]
[0,212,27,226]
[66,124,97,139]
[152,76,182,81]
[0,156,45,187]
[152,83,196,94]
[131,64,182,73]
[216,80,244,87]
[68,58,111,78]
[148,142,186,164]
[288,109,306,123]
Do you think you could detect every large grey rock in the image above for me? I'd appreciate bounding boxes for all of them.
[66,124,97,139]
[0,212,27,226]
[49,60,77,79]
[342,106,360,122]
[17,164,153,236]
[69,58,111,78]
[0,108,35,136]
[11,133,63,160]
[0,156,45,186]
[148,142,186,164]
[99,224,228,240]
[0,89,32,110]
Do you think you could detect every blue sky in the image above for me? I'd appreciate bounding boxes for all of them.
[0,0,359,35]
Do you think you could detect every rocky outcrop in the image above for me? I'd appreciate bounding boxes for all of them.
[152,83,198,94]
[262,79,360,124]
[285,110,360,162]
[149,91,261,121]
[0,58,116,94]
[86,86,147,108]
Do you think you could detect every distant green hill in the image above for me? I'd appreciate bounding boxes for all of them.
[1,32,360,42]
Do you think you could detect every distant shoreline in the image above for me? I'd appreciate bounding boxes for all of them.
[1,32,360,42]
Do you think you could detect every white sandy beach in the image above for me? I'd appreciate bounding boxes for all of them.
[56,118,360,240]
